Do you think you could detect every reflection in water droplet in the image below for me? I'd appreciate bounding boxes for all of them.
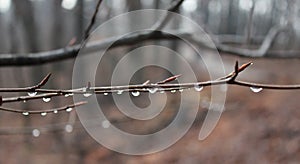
[102,120,110,128]
[22,112,29,116]
[28,92,37,97]
[65,124,73,133]
[83,93,92,97]
[171,90,176,93]
[117,90,123,95]
[53,110,58,114]
[148,88,158,94]
[32,129,40,137]
[23,100,26,103]
[131,91,140,97]
[103,92,108,96]
[250,87,263,93]
[194,85,204,92]
[42,97,51,103]
[41,112,47,116]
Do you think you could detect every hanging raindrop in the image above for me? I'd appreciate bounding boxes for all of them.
[131,91,140,97]
[66,108,73,112]
[53,110,58,114]
[179,89,184,92]
[117,90,123,95]
[32,129,40,137]
[22,112,29,116]
[194,85,204,92]
[42,97,51,103]
[83,93,92,97]
[160,90,165,94]
[171,90,176,93]
[250,87,263,93]
[28,92,37,97]
[64,94,70,97]
[103,92,108,96]
[41,112,47,116]
[148,88,158,94]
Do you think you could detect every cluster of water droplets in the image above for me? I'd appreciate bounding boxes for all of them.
[64,93,74,97]
[21,107,73,117]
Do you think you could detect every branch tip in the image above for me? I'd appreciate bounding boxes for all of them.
[37,73,52,88]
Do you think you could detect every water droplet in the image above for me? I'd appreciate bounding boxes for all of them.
[65,93,74,97]
[171,90,176,93]
[53,110,58,114]
[250,87,263,93]
[148,88,158,94]
[194,85,204,92]
[42,97,51,103]
[83,93,92,97]
[131,91,140,97]
[41,112,47,116]
[65,124,73,133]
[117,90,123,95]
[23,100,26,103]
[103,92,108,96]
[22,112,29,116]
[28,92,37,97]
[32,129,40,137]
[66,108,73,112]
[64,94,71,97]
[160,90,165,94]
[102,120,110,128]
[179,89,184,92]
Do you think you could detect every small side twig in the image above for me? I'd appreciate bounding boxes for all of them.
[0,73,51,92]
[151,0,185,31]
[83,0,103,40]
[0,101,87,115]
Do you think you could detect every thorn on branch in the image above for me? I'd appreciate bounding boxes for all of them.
[142,80,150,85]
[157,74,181,84]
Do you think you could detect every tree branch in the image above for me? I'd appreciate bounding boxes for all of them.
[0,101,87,115]
[0,25,298,66]
[0,61,299,108]
[151,0,185,31]
[83,0,103,40]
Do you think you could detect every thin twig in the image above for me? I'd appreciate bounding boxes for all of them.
[0,61,299,107]
[151,0,185,31]
[83,0,103,40]
[0,73,51,92]
[0,101,87,114]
